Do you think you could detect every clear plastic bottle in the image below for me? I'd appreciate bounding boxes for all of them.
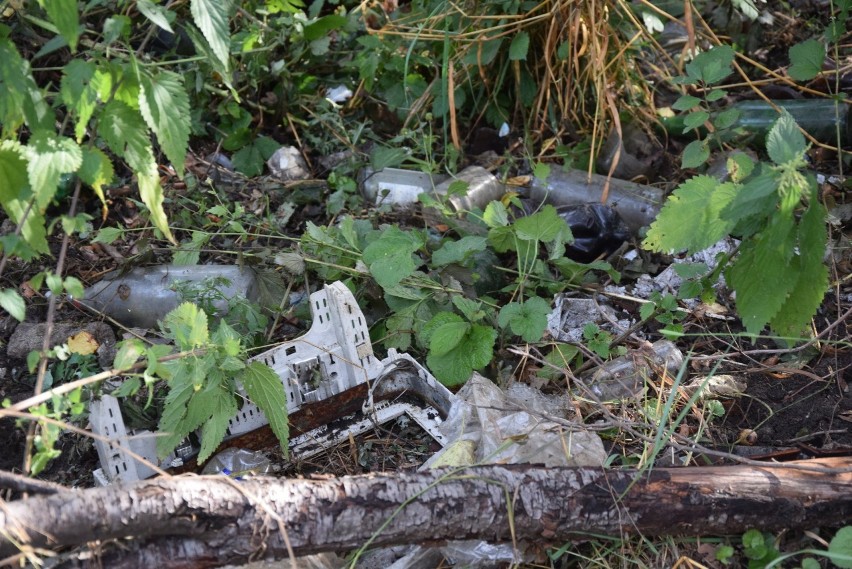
[77,265,259,328]
[579,340,684,401]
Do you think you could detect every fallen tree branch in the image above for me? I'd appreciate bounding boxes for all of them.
[2,458,851,568]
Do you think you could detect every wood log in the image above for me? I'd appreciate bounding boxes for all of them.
[2,458,851,568]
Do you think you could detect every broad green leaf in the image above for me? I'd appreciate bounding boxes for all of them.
[644,176,738,254]
[99,100,152,172]
[682,111,710,133]
[497,296,551,342]
[139,69,191,177]
[136,0,174,32]
[103,15,131,44]
[0,141,47,255]
[172,230,209,265]
[539,343,580,380]
[421,312,464,348]
[726,151,755,182]
[429,319,471,357]
[241,361,289,454]
[685,45,735,85]
[40,0,79,51]
[487,224,515,253]
[721,169,778,226]
[681,140,709,169]
[461,37,503,66]
[163,302,209,348]
[727,214,797,334]
[705,89,727,102]
[427,323,496,386]
[361,226,423,288]
[451,296,485,322]
[788,39,825,82]
[60,60,98,142]
[0,39,31,134]
[766,112,807,166]
[672,95,701,111]
[384,309,414,351]
[78,147,114,205]
[828,526,852,569]
[509,31,530,61]
[191,0,232,71]
[731,0,759,19]
[304,14,346,41]
[25,132,82,211]
[483,200,509,228]
[197,392,238,463]
[156,368,195,457]
[113,339,145,370]
[232,135,279,176]
[0,288,25,321]
[92,227,124,245]
[62,276,84,299]
[713,108,740,130]
[770,197,828,337]
[513,205,569,243]
[432,236,487,267]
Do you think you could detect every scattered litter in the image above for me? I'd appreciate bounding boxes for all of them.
[6,322,116,370]
[433,166,505,212]
[201,448,273,477]
[267,146,311,181]
[682,374,746,402]
[527,167,664,234]
[325,85,353,104]
[578,340,684,401]
[90,282,455,484]
[547,296,632,343]
[77,265,260,329]
[360,167,449,206]
[557,202,632,262]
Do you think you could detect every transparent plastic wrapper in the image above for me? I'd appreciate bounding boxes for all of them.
[200,448,272,477]
[77,264,259,329]
[578,340,684,401]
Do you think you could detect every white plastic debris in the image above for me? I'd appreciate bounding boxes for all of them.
[325,85,353,104]
[267,146,310,181]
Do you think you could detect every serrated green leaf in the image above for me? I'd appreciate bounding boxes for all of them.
[713,108,741,130]
[110,377,141,398]
[40,0,79,51]
[766,112,807,165]
[99,100,151,171]
[721,169,778,226]
[672,95,702,111]
[451,296,484,322]
[644,176,738,254]
[681,140,709,169]
[497,296,551,342]
[25,132,82,211]
[197,392,238,463]
[513,205,569,243]
[0,288,25,321]
[487,224,515,252]
[241,361,289,454]
[788,39,825,82]
[361,226,423,288]
[304,14,346,41]
[191,0,232,71]
[0,141,47,254]
[483,200,509,228]
[421,312,464,348]
[509,31,530,61]
[705,89,727,102]
[727,214,797,334]
[769,198,828,337]
[427,323,496,386]
[231,135,279,176]
[136,0,174,32]
[726,151,755,182]
[157,370,194,457]
[829,526,852,569]
[113,339,145,370]
[139,69,191,177]
[685,45,735,85]
[163,302,209,348]
[429,319,470,356]
[682,111,710,133]
[384,309,414,350]
[60,60,98,142]
[138,163,175,244]
[78,147,114,205]
[92,227,124,245]
[432,236,488,267]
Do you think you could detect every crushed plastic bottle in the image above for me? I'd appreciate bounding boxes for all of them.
[578,340,684,401]
[360,165,504,210]
[77,265,259,329]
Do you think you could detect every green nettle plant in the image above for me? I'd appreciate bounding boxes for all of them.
[0,0,238,317]
[645,45,828,338]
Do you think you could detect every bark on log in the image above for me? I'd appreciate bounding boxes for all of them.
[2,458,851,568]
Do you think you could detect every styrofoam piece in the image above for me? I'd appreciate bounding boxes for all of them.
[91,281,453,484]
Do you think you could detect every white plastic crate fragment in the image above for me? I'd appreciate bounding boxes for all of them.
[91,281,453,484]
